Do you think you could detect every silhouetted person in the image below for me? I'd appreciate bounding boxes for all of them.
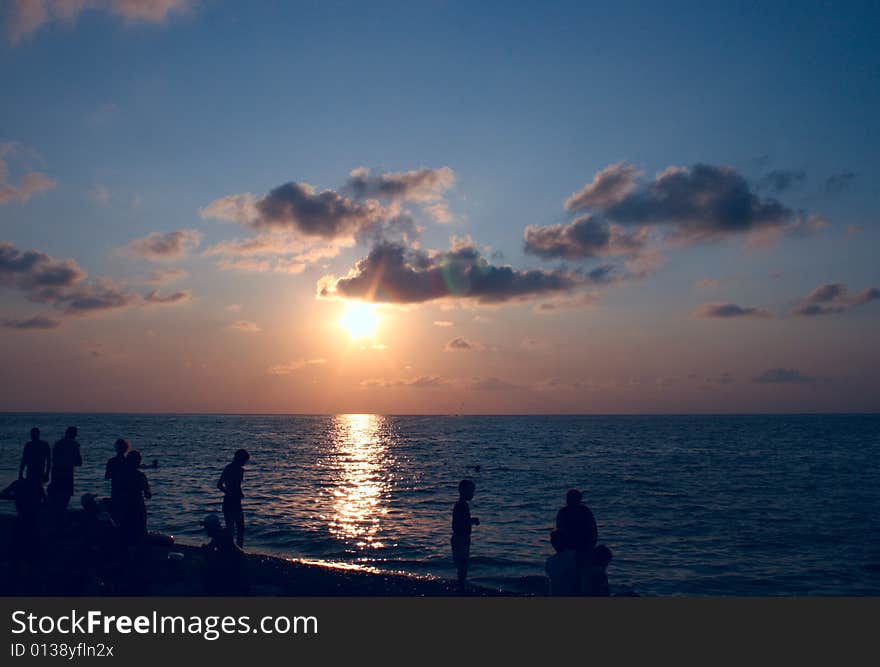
[202,514,247,595]
[117,450,152,549]
[555,489,598,593]
[48,426,82,527]
[104,438,130,522]
[451,479,479,590]
[545,529,579,596]
[3,477,45,588]
[217,449,250,548]
[72,493,119,593]
[586,544,612,596]
[19,427,50,484]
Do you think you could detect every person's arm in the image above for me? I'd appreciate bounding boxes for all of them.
[217,468,227,493]
[104,459,112,480]
[142,474,152,500]
[74,443,82,467]
[18,447,25,479]
[43,445,51,481]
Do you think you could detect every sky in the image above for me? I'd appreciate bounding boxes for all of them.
[1,0,878,414]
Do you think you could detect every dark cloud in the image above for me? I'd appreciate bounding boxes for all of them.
[318,240,590,305]
[444,336,483,351]
[565,162,639,211]
[791,283,879,316]
[695,303,771,319]
[143,289,191,305]
[523,215,649,260]
[126,229,201,260]
[202,167,452,246]
[0,240,85,302]
[755,170,806,193]
[752,368,812,384]
[346,166,454,203]
[3,315,61,330]
[61,280,139,315]
[202,184,385,241]
[600,164,794,242]
[825,172,855,194]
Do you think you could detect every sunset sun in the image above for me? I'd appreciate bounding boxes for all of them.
[340,302,379,340]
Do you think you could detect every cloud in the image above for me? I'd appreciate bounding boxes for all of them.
[3,315,62,330]
[5,0,194,44]
[444,336,483,351]
[825,172,855,194]
[201,167,453,254]
[555,163,802,246]
[142,288,190,305]
[694,303,771,319]
[202,183,387,242]
[845,224,863,238]
[228,319,261,333]
[565,162,639,211]
[346,166,455,204]
[752,368,812,384]
[755,170,806,194]
[534,291,601,312]
[318,239,591,305]
[0,240,85,302]
[0,142,56,204]
[360,375,449,389]
[267,358,326,375]
[433,320,454,327]
[204,234,345,274]
[125,229,202,261]
[61,278,139,314]
[146,268,188,284]
[524,215,650,260]
[1,241,190,317]
[790,282,880,316]
[470,376,519,391]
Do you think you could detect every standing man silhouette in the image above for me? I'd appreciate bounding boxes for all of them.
[19,427,50,485]
[48,426,82,526]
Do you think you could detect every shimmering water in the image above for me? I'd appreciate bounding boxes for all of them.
[1,413,878,595]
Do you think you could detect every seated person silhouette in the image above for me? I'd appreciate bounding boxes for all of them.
[545,529,579,596]
[585,544,612,596]
[3,477,45,587]
[201,514,247,596]
[555,488,598,591]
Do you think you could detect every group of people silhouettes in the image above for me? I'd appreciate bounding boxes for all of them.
[452,481,612,595]
[4,426,612,595]
[2,426,249,595]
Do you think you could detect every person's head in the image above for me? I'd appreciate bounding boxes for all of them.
[81,493,98,512]
[126,450,142,468]
[566,489,583,507]
[458,479,476,501]
[203,513,222,538]
[30,427,40,441]
[65,426,78,439]
[594,544,613,568]
[114,438,130,456]
[233,449,250,466]
[550,529,566,553]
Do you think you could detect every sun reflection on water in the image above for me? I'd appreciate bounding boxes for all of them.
[327,414,391,549]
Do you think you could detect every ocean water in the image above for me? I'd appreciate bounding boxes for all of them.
[1,413,878,596]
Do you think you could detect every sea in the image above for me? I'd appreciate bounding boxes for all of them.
[1,413,878,596]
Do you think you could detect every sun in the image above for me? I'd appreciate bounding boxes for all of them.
[340,302,379,340]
